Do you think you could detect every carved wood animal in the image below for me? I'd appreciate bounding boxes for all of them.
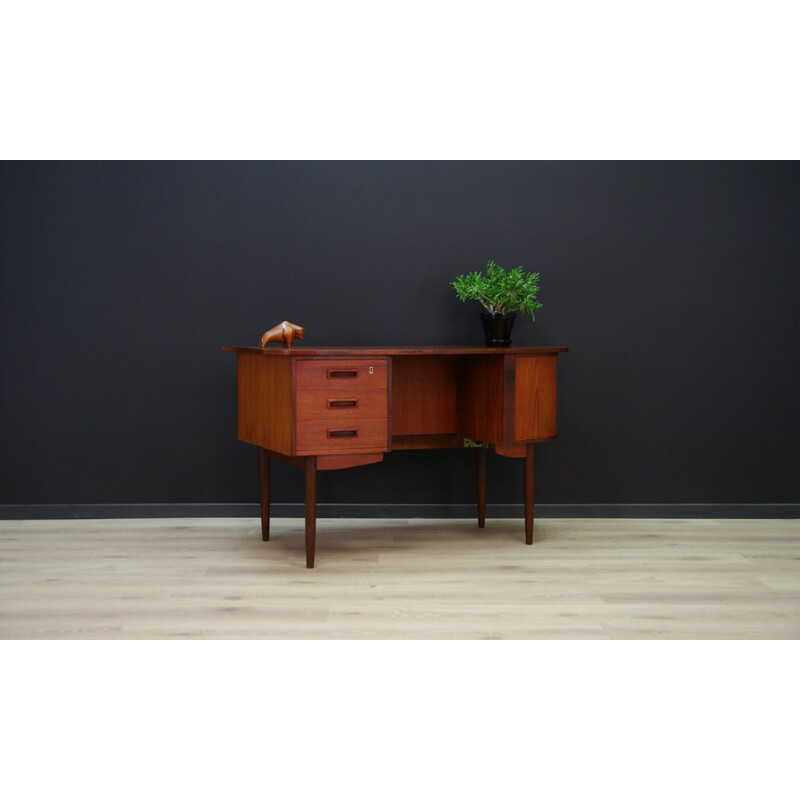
[260,321,305,348]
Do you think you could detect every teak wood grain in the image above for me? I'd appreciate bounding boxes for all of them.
[457,355,506,444]
[514,354,558,442]
[224,345,568,567]
[391,355,458,436]
[237,352,293,453]
[295,417,388,455]
[295,358,388,392]
[260,450,384,471]
[223,346,569,357]
[390,434,464,450]
[295,390,388,421]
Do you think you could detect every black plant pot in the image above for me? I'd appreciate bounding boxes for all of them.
[481,312,516,347]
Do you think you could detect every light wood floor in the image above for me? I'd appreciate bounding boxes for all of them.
[1,517,798,639]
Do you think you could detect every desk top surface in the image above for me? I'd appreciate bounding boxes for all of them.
[222,345,569,357]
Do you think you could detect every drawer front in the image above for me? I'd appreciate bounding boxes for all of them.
[296,417,388,454]
[296,359,388,393]
[296,389,387,421]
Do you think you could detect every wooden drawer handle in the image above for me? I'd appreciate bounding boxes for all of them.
[328,429,358,438]
[328,369,358,379]
[328,399,358,408]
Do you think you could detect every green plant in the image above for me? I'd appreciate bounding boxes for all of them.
[451,260,543,320]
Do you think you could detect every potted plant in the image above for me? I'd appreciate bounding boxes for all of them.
[451,260,543,346]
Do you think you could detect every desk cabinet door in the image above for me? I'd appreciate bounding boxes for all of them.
[513,354,558,441]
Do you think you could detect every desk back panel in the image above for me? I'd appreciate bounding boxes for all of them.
[391,356,459,436]
[457,355,509,444]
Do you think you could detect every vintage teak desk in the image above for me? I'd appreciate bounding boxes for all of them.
[223,346,568,567]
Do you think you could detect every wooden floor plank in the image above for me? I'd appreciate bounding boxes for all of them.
[1,518,798,639]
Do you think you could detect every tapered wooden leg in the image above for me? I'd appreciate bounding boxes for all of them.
[477,447,486,528]
[259,449,270,542]
[305,456,317,568]
[524,443,535,544]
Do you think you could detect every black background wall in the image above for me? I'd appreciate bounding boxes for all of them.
[2,161,799,516]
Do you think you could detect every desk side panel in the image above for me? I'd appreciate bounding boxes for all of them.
[237,352,293,454]
[513,354,558,441]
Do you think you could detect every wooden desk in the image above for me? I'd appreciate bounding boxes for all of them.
[223,346,568,567]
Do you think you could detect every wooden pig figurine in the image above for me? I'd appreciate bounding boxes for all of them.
[260,321,305,348]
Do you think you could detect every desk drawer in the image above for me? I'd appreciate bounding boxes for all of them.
[296,390,387,421]
[296,359,388,393]
[296,417,388,454]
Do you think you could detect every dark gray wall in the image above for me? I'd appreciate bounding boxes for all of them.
[2,161,799,513]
